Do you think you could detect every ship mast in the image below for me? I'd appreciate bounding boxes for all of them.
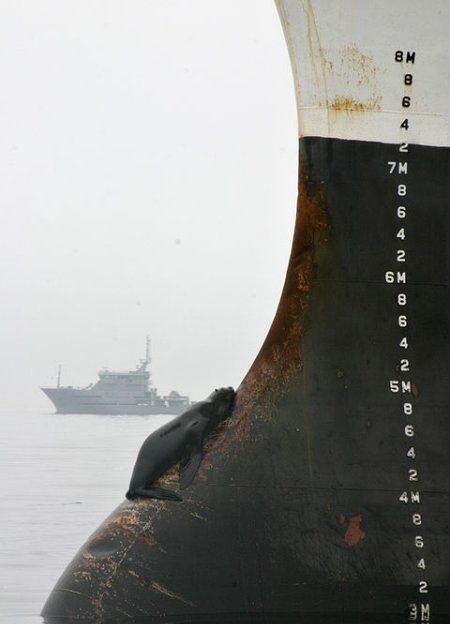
[145,336,152,384]
[57,365,62,388]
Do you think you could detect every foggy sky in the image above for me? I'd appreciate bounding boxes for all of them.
[0,0,297,411]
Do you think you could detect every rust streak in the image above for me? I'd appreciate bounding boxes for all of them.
[149,581,194,607]
[205,160,329,460]
[330,95,381,112]
[141,164,328,478]
[84,505,165,617]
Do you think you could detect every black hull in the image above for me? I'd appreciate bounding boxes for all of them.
[42,137,450,622]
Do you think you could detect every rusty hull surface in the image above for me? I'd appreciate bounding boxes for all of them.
[42,138,450,622]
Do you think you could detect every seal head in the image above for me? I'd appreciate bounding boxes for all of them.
[201,386,236,431]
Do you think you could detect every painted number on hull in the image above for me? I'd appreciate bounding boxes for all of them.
[391,50,430,622]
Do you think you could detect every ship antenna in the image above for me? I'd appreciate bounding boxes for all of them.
[57,364,62,389]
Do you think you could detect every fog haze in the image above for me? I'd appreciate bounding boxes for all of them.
[0,0,297,410]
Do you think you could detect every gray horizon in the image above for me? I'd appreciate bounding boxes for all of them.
[0,0,297,411]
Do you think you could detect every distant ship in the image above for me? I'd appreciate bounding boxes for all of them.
[41,338,191,415]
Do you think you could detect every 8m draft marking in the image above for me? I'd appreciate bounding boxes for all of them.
[388,49,431,623]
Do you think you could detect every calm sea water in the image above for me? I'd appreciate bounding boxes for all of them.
[2,410,435,624]
[0,408,172,623]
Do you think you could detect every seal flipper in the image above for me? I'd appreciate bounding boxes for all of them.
[179,451,203,490]
[133,486,182,502]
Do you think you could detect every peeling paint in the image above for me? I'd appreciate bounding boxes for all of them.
[189,511,206,521]
[339,44,379,87]
[343,515,366,547]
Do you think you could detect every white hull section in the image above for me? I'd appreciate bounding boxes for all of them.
[276,0,449,147]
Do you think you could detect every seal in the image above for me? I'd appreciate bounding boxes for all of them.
[126,387,236,501]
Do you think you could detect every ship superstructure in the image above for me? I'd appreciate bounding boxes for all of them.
[41,338,190,415]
